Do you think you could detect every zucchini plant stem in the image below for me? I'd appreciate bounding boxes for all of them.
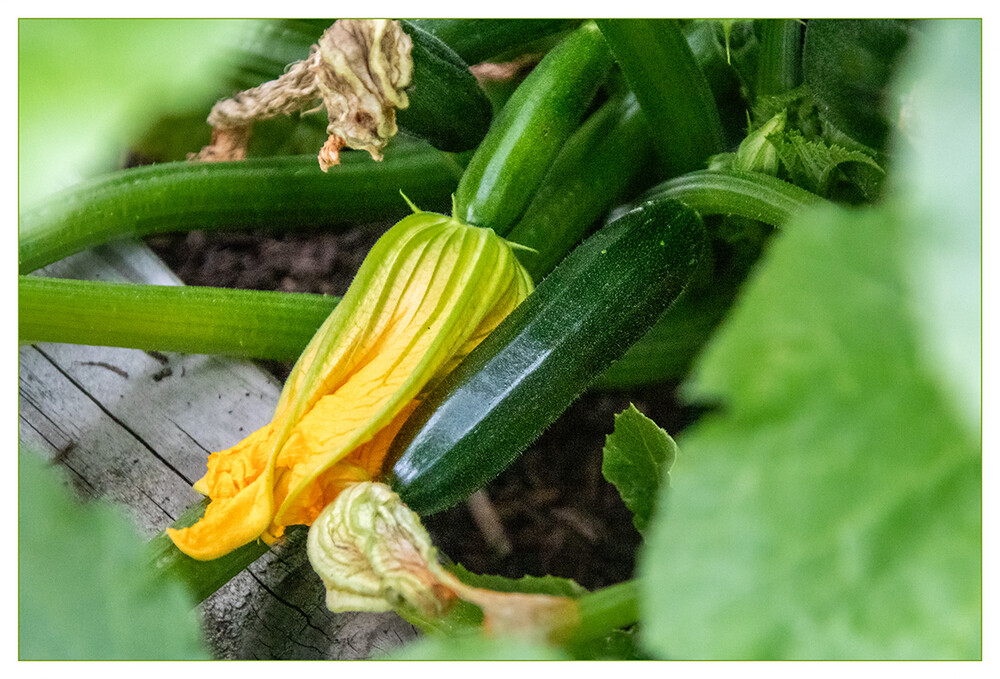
[18,144,462,275]
[18,276,336,360]
[20,171,822,362]
[642,169,824,226]
[145,499,273,604]
[568,579,640,645]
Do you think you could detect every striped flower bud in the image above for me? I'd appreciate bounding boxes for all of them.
[734,109,787,175]
[168,205,533,560]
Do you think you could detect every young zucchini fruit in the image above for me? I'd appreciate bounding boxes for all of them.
[506,91,654,282]
[408,18,579,65]
[453,21,614,235]
[397,21,493,152]
[386,198,707,515]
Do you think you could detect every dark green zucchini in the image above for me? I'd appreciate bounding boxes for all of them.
[387,198,707,515]
[408,19,579,64]
[397,21,493,152]
[453,21,614,235]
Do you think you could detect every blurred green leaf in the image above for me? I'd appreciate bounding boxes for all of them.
[639,203,981,658]
[889,19,981,435]
[18,450,208,659]
[18,18,246,206]
[602,404,678,535]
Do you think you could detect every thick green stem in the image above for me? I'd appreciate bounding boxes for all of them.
[643,168,824,226]
[596,19,725,176]
[145,500,272,604]
[756,19,803,97]
[19,144,461,274]
[18,276,336,359]
[568,579,640,645]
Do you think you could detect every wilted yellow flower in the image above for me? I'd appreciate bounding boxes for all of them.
[309,481,580,642]
[168,206,533,560]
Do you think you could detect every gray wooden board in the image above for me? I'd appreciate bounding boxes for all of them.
[18,239,419,659]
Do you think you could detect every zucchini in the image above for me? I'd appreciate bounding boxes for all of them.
[506,91,654,281]
[386,198,707,515]
[397,21,493,152]
[596,19,725,175]
[453,21,614,235]
[408,19,579,64]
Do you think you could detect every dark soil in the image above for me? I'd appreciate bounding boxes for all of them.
[147,226,699,591]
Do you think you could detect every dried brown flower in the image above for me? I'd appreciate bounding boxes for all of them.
[192,19,413,171]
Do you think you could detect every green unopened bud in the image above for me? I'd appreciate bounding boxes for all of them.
[734,109,787,175]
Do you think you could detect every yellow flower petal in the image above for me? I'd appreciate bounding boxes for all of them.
[168,208,533,560]
[166,470,275,560]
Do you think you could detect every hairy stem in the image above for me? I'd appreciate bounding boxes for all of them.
[19,276,336,360]
[643,168,824,227]
[19,144,462,274]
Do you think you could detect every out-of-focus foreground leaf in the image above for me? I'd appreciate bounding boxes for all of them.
[889,19,981,435]
[18,450,208,659]
[638,20,980,659]
[18,19,245,206]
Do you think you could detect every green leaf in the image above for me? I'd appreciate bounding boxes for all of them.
[18,450,208,660]
[602,404,678,534]
[569,628,648,660]
[447,563,587,598]
[638,202,981,659]
[770,128,883,197]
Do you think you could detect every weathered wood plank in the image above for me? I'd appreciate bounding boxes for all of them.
[18,239,419,659]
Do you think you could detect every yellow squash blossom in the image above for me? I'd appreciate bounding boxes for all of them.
[168,205,534,560]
